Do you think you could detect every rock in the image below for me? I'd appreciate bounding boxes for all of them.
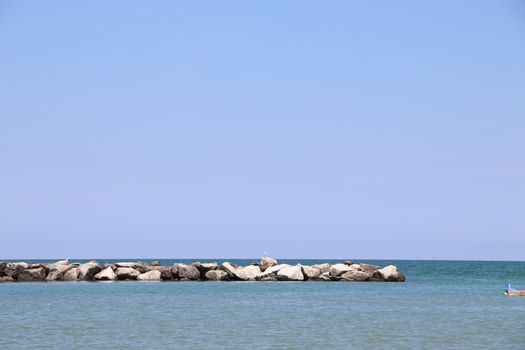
[94,266,117,281]
[144,265,173,280]
[300,265,321,280]
[234,265,262,281]
[374,265,405,282]
[0,276,14,282]
[192,262,218,278]
[259,275,278,281]
[115,262,147,273]
[170,264,180,278]
[0,262,7,276]
[329,263,353,278]
[205,270,229,281]
[116,267,141,280]
[47,259,69,271]
[263,264,290,275]
[46,264,74,281]
[4,262,29,279]
[277,265,304,281]
[340,270,371,281]
[17,267,46,281]
[359,264,381,274]
[349,264,364,271]
[259,256,278,272]
[343,260,353,266]
[176,264,200,280]
[318,272,332,281]
[137,270,161,281]
[78,261,102,280]
[62,267,80,281]
[150,260,161,266]
[312,263,331,274]
[219,262,239,278]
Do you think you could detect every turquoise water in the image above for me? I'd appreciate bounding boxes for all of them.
[1,260,525,349]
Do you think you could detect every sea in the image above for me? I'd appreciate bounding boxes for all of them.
[1,259,524,349]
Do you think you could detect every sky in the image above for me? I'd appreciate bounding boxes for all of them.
[0,1,524,260]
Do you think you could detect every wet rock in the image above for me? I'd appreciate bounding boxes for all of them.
[94,266,117,281]
[18,267,46,281]
[79,261,102,280]
[277,265,304,281]
[116,267,141,280]
[205,270,229,281]
[259,256,278,272]
[137,270,161,281]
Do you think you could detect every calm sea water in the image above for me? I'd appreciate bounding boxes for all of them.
[1,259,525,349]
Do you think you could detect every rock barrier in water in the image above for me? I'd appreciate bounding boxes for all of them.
[0,257,406,282]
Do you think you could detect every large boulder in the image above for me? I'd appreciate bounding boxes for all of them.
[0,262,7,276]
[79,261,102,280]
[312,263,331,274]
[115,262,147,273]
[329,264,353,279]
[277,265,304,281]
[176,264,200,280]
[46,259,69,271]
[205,270,229,281]
[46,264,74,281]
[145,265,173,280]
[137,270,162,281]
[116,267,141,280]
[359,264,381,274]
[4,262,29,279]
[374,265,405,282]
[17,267,46,281]
[234,265,262,281]
[192,262,218,278]
[259,256,278,272]
[300,265,321,280]
[219,262,239,278]
[340,270,371,281]
[0,276,14,282]
[263,264,290,275]
[62,267,80,281]
[94,266,117,281]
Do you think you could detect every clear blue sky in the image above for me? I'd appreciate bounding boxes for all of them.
[1,1,524,260]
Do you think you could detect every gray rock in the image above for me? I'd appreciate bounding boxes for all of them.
[205,270,229,281]
[46,259,69,271]
[0,276,14,282]
[374,265,405,282]
[234,265,262,281]
[192,262,218,278]
[300,265,321,280]
[312,263,331,274]
[0,262,6,276]
[176,264,200,280]
[263,264,290,275]
[150,260,161,266]
[94,266,117,281]
[259,256,278,272]
[116,267,141,280]
[259,275,278,281]
[329,263,353,278]
[318,272,331,281]
[46,264,74,281]
[78,261,102,280]
[359,263,381,274]
[340,270,371,281]
[137,270,161,281]
[115,262,147,273]
[17,267,46,281]
[62,267,80,281]
[343,260,354,266]
[277,265,304,281]
[144,265,173,280]
[219,262,238,278]
[4,262,29,279]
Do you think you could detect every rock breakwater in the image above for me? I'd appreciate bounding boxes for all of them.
[0,258,406,282]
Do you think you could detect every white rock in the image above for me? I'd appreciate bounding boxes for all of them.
[277,265,304,281]
[259,256,278,271]
[300,265,321,279]
[137,270,161,281]
[78,261,102,280]
[94,266,117,281]
[234,265,262,281]
[376,265,403,281]
[329,263,353,277]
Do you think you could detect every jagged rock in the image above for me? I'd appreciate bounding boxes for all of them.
[234,265,262,281]
[176,264,200,280]
[63,267,80,281]
[277,265,304,281]
[348,264,364,271]
[343,260,354,266]
[340,270,371,281]
[0,262,6,276]
[79,261,102,280]
[259,275,278,281]
[264,264,290,275]
[18,267,46,281]
[318,272,332,281]
[47,259,69,271]
[374,265,405,282]
[170,264,180,278]
[312,263,331,274]
[359,264,381,274]
[46,264,74,281]
[192,262,218,278]
[0,276,14,282]
[300,265,321,280]
[259,256,278,272]
[205,270,229,281]
[116,267,141,280]
[137,270,161,281]
[4,262,29,279]
[144,265,173,280]
[94,266,117,281]
[219,262,239,278]
[115,262,147,273]
[329,264,353,278]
